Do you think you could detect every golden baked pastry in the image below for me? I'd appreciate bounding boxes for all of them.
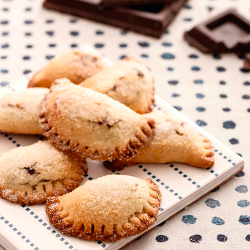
[28,50,109,88]
[80,57,154,114]
[0,88,49,134]
[46,175,161,242]
[104,111,215,170]
[0,141,87,205]
[40,78,155,161]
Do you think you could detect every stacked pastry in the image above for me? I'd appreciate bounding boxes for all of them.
[0,49,214,242]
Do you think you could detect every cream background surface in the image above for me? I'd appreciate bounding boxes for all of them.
[0,0,249,249]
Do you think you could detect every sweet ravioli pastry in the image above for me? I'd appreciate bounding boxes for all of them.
[80,57,154,114]
[0,88,49,134]
[46,175,161,242]
[40,78,155,161]
[28,50,109,88]
[104,111,215,170]
[0,141,87,205]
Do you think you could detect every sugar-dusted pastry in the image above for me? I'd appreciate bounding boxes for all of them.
[40,78,155,161]
[46,175,161,242]
[0,141,87,205]
[80,57,154,114]
[104,111,215,170]
[28,50,109,88]
[0,88,49,134]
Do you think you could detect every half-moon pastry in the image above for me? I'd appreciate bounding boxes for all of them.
[80,57,154,114]
[40,78,155,161]
[0,88,49,134]
[28,50,109,88]
[46,175,161,242]
[104,111,215,170]
[0,141,87,205]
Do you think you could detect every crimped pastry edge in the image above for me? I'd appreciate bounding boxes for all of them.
[46,178,161,242]
[0,158,87,206]
[103,133,215,171]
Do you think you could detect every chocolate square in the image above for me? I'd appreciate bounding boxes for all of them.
[244,58,250,71]
[184,9,250,53]
[43,0,187,38]
[102,0,176,6]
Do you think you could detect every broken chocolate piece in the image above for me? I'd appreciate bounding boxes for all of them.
[24,166,36,175]
[184,9,250,53]
[102,0,176,6]
[244,57,250,71]
[43,0,187,38]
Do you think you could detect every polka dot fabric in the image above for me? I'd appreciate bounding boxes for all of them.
[0,0,249,249]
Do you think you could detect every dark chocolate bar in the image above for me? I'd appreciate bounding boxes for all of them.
[43,0,187,38]
[184,9,250,53]
[102,0,176,6]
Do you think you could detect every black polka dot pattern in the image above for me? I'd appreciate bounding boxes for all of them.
[96,30,104,35]
[223,121,236,129]
[246,235,250,242]
[223,108,231,112]
[162,42,172,47]
[217,234,228,242]
[242,95,250,100]
[229,138,239,145]
[189,234,202,243]
[162,53,175,59]
[119,43,127,48]
[191,66,200,71]
[95,43,104,48]
[156,235,168,242]
[220,94,227,98]
[46,31,54,36]
[196,107,205,112]
[23,70,31,74]
[196,93,205,98]
[194,79,203,84]
[196,120,207,126]
[213,54,221,59]
[168,80,178,85]
[174,106,182,111]
[240,68,250,73]
[119,55,126,60]
[220,80,226,85]
[217,66,226,72]
[235,171,245,177]
[138,42,150,47]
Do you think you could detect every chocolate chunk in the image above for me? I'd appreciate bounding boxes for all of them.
[24,166,36,175]
[175,129,183,136]
[102,0,176,6]
[24,162,39,175]
[184,9,250,53]
[43,0,187,38]
[110,85,117,91]
[136,70,144,77]
[7,103,24,109]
